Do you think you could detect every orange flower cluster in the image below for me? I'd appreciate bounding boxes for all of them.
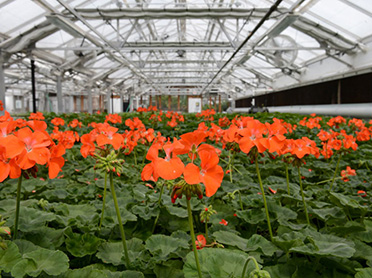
[196,109,216,121]
[105,113,122,124]
[341,166,356,182]
[166,111,184,128]
[68,119,82,129]
[327,115,346,128]
[0,111,67,181]
[299,115,322,129]
[317,129,358,159]
[137,106,157,113]
[0,100,3,111]
[141,130,224,198]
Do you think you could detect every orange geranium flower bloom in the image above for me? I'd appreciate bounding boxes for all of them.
[0,146,21,182]
[80,133,96,158]
[184,150,223,197]
[28,112,45,120]
[15,127,51,169]
[154,140,184,180]
[68,119,82,128]
[47,144,65,179]
[51,117,65,126]
[175,130,215,160]
[96,123,123,150]
[195,235,206,250]
[238,119,267,153]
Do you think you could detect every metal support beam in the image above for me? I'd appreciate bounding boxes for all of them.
[31,59,37,113]
[57,75,64,114]
[106,91,111,113]
[0,57,6,114]
[119,93,124,113]
[87,86,93,114]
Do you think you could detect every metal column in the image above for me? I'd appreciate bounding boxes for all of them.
[31,59,36,113]
[87,86,93,114]
[119,93,123,113]
[57,75,64,114]
[106,90,111,113]
[0,58,5,114]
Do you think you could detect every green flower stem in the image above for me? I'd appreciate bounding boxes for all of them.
[14,174,23,239]
[329,154,341,191]
[298,167,310,225]
[285,164,290,195]
[186,198,202,278]
[221,157,243,176]
[151,183,165,233]
[228,150,233,182]
[241,256,260,278]
[99,171,108,231]
[255,157,273,241]
[109,172,130,267]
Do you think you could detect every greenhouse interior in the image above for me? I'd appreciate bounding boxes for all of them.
[1,0,372,277]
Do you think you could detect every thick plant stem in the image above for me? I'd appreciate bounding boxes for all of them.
[298,167,310,225]
[99,171,108,231]
[285,164,290,195]
[255,157,273,241]
[186,198,202,278]
[151,184,165,233]
[238,190,243,210]
[241,256,260,278]
[229,150,233,182]
[14,174,23,239]
[109,172,130,267]
[329,154,341,191]
[205,221,209,242]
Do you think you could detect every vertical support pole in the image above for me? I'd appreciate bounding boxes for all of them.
[106,90,111,113]
[57,75,64,114]
[73,96,77,112]
[209,96,211,109]
[177,95,180,111]
[218,95,221,113]
[119,93,124,113]
[136,96,139,111]
[337,80,341,104]
[230,98,235,110]
[0,58,6,114]
[88,86,93,114]
[80,95,84,112]
[158,95,162,110]
[149,95,152,108]
[140,95,143,107]
[31,59,36,113]
[168,95,171,111]
[130,95,134,112]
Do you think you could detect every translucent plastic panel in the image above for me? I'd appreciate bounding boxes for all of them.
[305,0,372,39]
[0,0,45,34]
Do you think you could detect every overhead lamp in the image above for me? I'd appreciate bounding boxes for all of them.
[46,14,84,38]
[266,14,299,38]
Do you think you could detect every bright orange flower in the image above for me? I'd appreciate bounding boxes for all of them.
[0,146,21,182]
[184,150,223,197]
[96,123,123,150]
[341,166,356,182]
[15,127,51,169]
[47,144,65,179]
[195,235,206,250]
[28,112,45,120]
[51,117,65,126]
[175,130,215,160]
[219,219,228,226]
[154,141,184,180]
[125,117,145,130]
[238,119,267,153]
[68,119,82,128]
[0,100,3,111]
[105,113,122,124]
[80,133,96,158]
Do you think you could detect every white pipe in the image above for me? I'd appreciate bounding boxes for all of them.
[233,103,372,118]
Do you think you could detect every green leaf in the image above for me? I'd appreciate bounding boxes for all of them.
[309,206,345,221]
[103,270,145,278]
[15,207,56,232]
[353,220,372,243]
[183,248,256,278]
[96,241,126,266]
[131,205,159,220]
[246,234,280,256]
[145,234,189,261]
[0,241,22,273]
[65,229,102,257]
[213,230,249,251]
[24,226,65,249]
[11,248,69,277]
[154,263,184,278]
[62,266,108,278]
[290,229,355,258]
[355,268,372,278]
[166,205,188,218]
[96,238,146,267]
[236,209,266,224]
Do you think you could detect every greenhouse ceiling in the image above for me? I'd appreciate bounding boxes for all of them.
[1,0,372,100]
